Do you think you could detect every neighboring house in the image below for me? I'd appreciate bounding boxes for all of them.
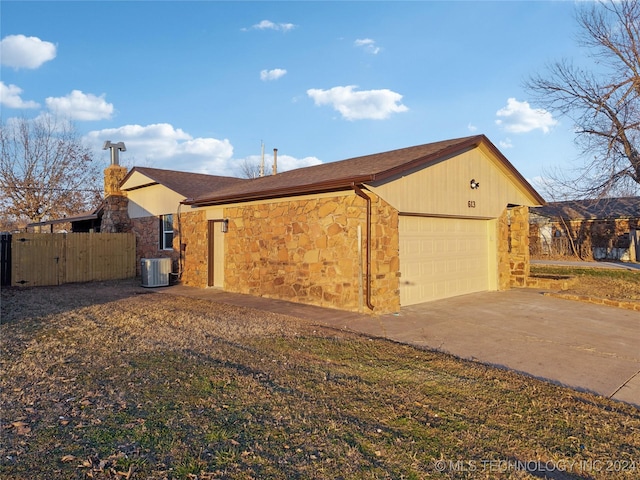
[530,197,640,262]
[164,134,544,314]
[26,205,104,233]
[118,166,246,274]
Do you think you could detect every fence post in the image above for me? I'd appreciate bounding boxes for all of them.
[630,228,639,263]
[0,233,11,287]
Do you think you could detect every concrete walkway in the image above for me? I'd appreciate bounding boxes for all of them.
[156,285,640,408]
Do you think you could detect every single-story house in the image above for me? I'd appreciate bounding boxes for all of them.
[530,197,640,261]
[99,135,543,314]
[102,134,539,314]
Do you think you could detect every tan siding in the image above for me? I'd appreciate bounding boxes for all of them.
[120,170,156,190]
[127,184,187,218]
[369,146,539,218]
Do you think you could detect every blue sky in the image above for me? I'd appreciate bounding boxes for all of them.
[1,1,586,188]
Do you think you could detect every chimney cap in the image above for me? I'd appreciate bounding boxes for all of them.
[103,141,127,165]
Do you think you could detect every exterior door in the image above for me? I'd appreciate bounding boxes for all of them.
[207,221,225,287]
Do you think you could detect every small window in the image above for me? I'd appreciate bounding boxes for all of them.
[160,214,174,250]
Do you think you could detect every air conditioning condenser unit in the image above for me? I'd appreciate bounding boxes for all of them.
[141,258,172,287]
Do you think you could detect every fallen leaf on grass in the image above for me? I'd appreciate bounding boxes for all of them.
[116,465,134,479]
[61,455,76,462]
[11,421,31,435]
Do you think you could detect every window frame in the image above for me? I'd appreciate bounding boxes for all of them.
[160,214,174,251]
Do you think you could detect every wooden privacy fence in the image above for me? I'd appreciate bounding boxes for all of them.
[9,233,136,287]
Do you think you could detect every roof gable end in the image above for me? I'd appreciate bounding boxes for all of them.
[188,135,544,207]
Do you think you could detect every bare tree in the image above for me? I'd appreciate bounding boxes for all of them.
[526,0,640,198]
[0,116,102,229]
[238,158,271,179]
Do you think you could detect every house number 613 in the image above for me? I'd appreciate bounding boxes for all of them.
[468,200,476,208]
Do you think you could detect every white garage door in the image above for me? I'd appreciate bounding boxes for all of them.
[399,216,491,306]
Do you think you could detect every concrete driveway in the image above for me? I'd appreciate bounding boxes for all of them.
[158,285,640,408]
[321,289,640,407]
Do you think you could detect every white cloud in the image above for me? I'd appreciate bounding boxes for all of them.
[45,90,114,121]
[467,123,477,132]
[260,68,287,81]
[354,38,380,55]
[0,81,40,108]
[243,20,296,32]
[272,154,322,172]
[85,123,235,174]
[0,34,56,69]
[85,123,322,176]
[499,138,514,149]
[307,85,408,121]
[495,98,557,133]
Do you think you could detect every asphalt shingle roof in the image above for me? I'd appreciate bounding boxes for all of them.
[122,167,246,199]
[188,134,543,206]
[532,197,640,220]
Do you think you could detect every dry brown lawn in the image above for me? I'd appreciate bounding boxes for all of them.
[530,264,640,301]
[1,279,639,479]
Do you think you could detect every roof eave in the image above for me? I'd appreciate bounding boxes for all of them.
[185,176,375,207]
[368,135,545,206]
[478,136,546,206]
[120,181,160,192]
[187,134,546,207]
[186,138,488,206]
[27,214,100,228]
[370,135,483,183]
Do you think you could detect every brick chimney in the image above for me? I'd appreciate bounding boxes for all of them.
[100,141,131,233]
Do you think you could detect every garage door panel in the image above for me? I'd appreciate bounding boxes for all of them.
[399,216,491,306]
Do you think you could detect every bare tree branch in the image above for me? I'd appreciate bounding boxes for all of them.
[0,116,102,229]
[238,158,271,179]
[525,0,640,198]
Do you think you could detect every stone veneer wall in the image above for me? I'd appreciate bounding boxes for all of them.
[177,210,208,287]
[221,191,400,314]
[368,193,401,313]
[130,216,179,276]
[497,208,511,290]
[101,165,131,233]
[509,206,530,287]
[101,195,131,233]
[497,205,531,289]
